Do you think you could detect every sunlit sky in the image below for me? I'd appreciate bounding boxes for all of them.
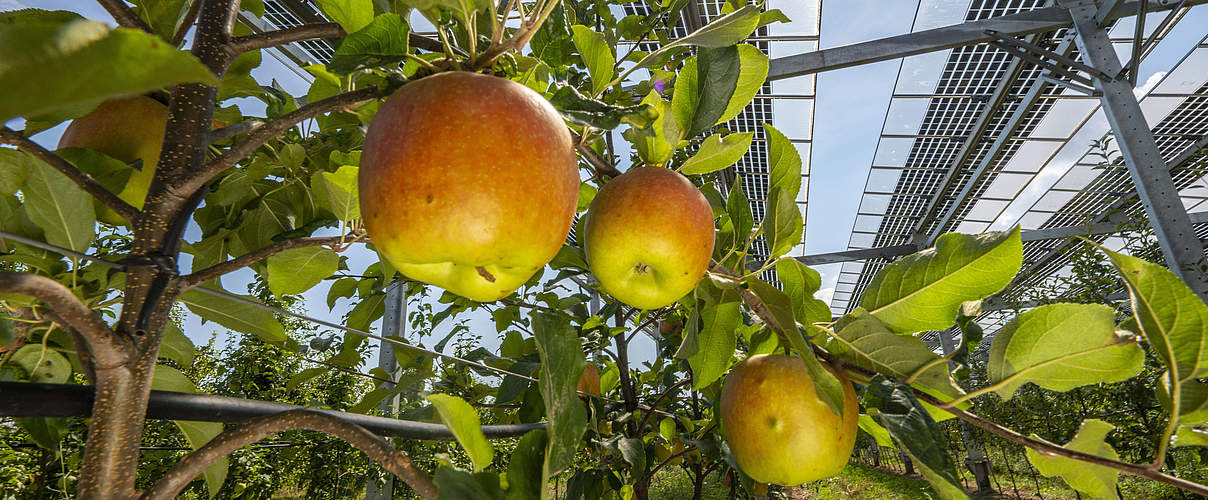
[10,0,1208,369]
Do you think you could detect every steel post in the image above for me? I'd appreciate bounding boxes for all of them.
[366,282,406,500]
[1068,0,1208,300]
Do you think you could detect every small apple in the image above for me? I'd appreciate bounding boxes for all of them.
[658,319,683,335]
[583,167,714,309]
[58,96,168,225]
[719,354,858,486]
[577,364,601,397]
[359,72,579,302]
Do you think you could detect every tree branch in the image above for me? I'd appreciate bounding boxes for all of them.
[140,409,437,500]
[571,130,623,179]
[97,0,153,32]
[207,120,264,143]
[0,272,132,369]
[181,232,363,288]
[170,0,204,47]
[0,127,139,223]
[228,22,346,55]
[180,87,380,195]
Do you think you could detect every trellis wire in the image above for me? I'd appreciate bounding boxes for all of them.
[0,229,677,416]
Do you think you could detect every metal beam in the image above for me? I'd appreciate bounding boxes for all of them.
[797,210,1208,266]
[767,0,1207,81]
[1070,0,1208,299]
[0,382,545,441]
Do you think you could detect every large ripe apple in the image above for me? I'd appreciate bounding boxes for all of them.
[582,167,713,309]
[720,354,858,485]
[359,72,579,302]
[59,96,168,225]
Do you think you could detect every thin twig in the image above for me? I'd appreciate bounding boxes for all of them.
[181,232,363,288]
[183,87,380,194]
[0,127,139,223]
[207,120,265,143]
[97,0,152,32]
[638,379,689,433]
[139,409,437,500]
[572,130,624,179]
[170,0,204,46]
[0,272,133,370]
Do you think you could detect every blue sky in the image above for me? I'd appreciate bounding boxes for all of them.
[10,0,1208,370]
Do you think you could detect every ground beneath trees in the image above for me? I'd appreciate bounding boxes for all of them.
[781,464,1075,500]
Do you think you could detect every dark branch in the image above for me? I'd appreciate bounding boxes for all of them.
[181,232,363,288]
[170,0,204,47]
[207,120,264,143]
[140,409,437,500]
[0,127,139,223]
[572,130,623,179]
[0,272,132,369]
[180,87,380,194]
[97,0,153,32]
[228,22,345,55]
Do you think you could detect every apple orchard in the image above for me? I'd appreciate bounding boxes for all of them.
[0,1,1206,500]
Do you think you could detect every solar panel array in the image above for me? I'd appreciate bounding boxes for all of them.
[831,0,1208,355]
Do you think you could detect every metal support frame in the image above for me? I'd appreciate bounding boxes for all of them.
[1068,0,1208,300]
[766,0,1206,81]
[1039,73,1101,95]
[795,210,1208,266]
[935,329,994,494]
[366,283,406,500]
[1117,0,1186,80]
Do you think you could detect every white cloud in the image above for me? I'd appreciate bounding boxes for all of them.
[0,0,29,9]
[815,286,836,305]
[1134,71,1166,98]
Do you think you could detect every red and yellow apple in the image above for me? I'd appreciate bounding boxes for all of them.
[359,72,579,302]
[582,167,713,309]
[720,354,858,485]
[577,364,601,397]
[59,96,168,225]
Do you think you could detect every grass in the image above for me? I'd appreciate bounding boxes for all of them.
[648,467,729,500]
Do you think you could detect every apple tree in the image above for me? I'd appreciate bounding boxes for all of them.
[0,1,1206,499]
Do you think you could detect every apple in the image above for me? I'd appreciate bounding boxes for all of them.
[359,72,579,302]
[719,354,858,486]
[58,96,168,225]
[577,364,601,396]
[582,167,714,309]
[658,319,683,335]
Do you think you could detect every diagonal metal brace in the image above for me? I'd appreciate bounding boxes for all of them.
[986,29,1112,79]
[990,40,1098,87]
[1039,73,1102,96]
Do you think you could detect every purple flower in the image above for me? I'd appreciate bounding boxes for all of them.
[653,79,667,95]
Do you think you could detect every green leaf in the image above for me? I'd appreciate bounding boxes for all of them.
[159,322,195,366]
[327,277,357,309]
[22,156,95,252]
[659,417,676,441]
[181,288,289,345]
[1026,419,1121,500]
[717,44,769,126]
[286,367,327,392]
[1174,380,1208,424]
[763,187,802,258]
[434,466,503,500]
[427,393,495,472]
[314,0,374,33]
[130,0,192,41]
[266,247,339,297]
[1102,248,1208,381]
[758,9,792,28]
[328,13,409,74]
[531,312,587,479]
[725,177,753,246]
[550,83,657,131]
[687,298,740,388]
[861,227,1022,334]
[571,26,614,96]
[312,165,360,221]
[347,292,387,332]
[685,46,740,138]
[618,437,646,477]
[504,430,547,500]
[763,123,802,199]
[11,344,71,383]
[1173,426,1208,447]
[858,414,894,448]
[679,132,754,175]
[865,376,967,500]
[13,417,68,451]
[621,91,677,165]
[674,5,760,49]
[152,364,228,498]
[988,303,1144,398]
[0,149,31,194]
[776,258,831,325]
[827,309,963,400]
[0,13,218,122]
